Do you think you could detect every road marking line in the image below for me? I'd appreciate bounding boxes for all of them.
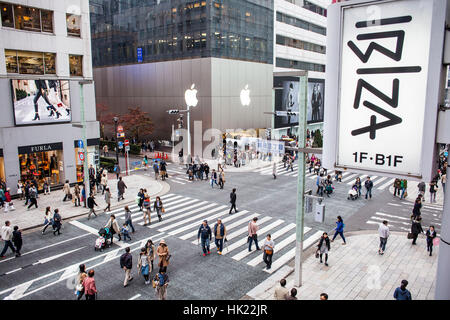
[190,213,263,244]
[222,219,284,256]
[341,173,358,183]
[264,230,323,274]
[0,233,91,265]
[168,208,230,236]
[70,221,101,235]
[372,177,388,186]
[5,268,22,275]
[130,199,201,222]
[233,223,300,262]
[33,247,86,265]
[3,282,33,300]
[171,180,185,184]
[347,175,367,185]
[144,201,213,227]
[377,178,395,190]
[129,294,141,300]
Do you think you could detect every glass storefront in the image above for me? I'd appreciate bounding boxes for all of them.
[18,143,64,190]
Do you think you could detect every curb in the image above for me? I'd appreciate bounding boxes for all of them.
[20,180,170,233]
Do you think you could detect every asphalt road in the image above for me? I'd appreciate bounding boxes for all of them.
[0,161,442,300]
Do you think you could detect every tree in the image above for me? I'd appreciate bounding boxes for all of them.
[312,129,323,148]
[121,106,154,142]
[96,103,117,139]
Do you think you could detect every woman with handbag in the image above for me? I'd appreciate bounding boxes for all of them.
[262,234,274,270]
[156,239,170,273]
[142,193,152,226]
[145,239,156,271]
[317,232,331,266]
[153,196,164,222]
[104,214,121,243]
[137,248,151,285]
[42,206,53,234]
[75,264,87,300]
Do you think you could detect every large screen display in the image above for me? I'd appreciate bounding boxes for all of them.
[274,76,300,129]
[11,79,71,126]
[307,78,325,124]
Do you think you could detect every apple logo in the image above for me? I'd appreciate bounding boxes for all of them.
[240,84,251,106]
[185,84,199,107]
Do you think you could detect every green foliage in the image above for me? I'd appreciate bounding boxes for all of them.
[15,88,27,101]
[312,129,323,148]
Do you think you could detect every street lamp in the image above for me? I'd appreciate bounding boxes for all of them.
[113,116,119,165]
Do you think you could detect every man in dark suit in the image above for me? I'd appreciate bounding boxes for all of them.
[229,188,238,214]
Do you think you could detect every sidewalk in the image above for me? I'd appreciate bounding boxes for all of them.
[388,181,445,206]
[246,231,438,300]
[2,173,169,231]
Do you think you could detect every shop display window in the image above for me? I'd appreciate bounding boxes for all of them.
[5,49,18,73]
[75,146,99,182]
[41,9,53,33]
[0,2,54,33]
[0,156,5,184]
[18,50,44,75]
[14,5,41,32]
[69,54,83,76]
[1,2,14,28]
[19,150,63,190]
[66,13,81,37]
[6,50,55,74]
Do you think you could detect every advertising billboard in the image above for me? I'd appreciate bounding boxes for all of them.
[323,0,445,181]
[11,79,71,126]
[307,78,325,124]
[274,76,300,129]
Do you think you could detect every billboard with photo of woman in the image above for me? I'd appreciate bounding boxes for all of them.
[11,79,71,126]
[307,78,325,124]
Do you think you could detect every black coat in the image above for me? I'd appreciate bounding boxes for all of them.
[230,192,236,204]
[12,230,22,246]
[87,197,97,209]
[411,221,423,235]
[318,237,330,250]
[120,253,132,269]
[426,230,436,243]
[412,203,422,216]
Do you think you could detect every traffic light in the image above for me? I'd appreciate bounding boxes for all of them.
[177,115,183,128]
[168,110,180,114]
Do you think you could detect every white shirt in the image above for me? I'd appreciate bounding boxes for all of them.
[1,225,13,241]
[378,224,390,239]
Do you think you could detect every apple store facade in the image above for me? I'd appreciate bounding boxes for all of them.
[90,0,274,155]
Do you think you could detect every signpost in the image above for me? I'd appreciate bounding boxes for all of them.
[137,47,143,63]
[78,152,85,162]
[323,0,449,299]
[323,0,444,182]
[124,139,130,175]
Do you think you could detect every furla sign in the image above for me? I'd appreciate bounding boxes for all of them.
[323,0,446,182]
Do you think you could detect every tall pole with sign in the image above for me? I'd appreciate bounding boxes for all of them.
[294,73,308,287]
[124,139,130,176]
[79,81,91,196]
[113,117,119,166]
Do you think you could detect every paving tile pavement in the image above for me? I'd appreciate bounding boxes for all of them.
[1,173,168,231]
[250,232,438,300]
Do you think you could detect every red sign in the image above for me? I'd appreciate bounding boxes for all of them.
[117,125,124,133]
[124,139,129,146]
[79,152,85,162]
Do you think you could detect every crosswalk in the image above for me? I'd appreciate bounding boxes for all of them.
[365,201,443,235]
[107,193,323,274]
[253,162,395,191]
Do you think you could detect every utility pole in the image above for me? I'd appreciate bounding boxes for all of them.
[293,73,308,287]
[78,80,93,196]
[187,104,191,158]
[113,117,119,165]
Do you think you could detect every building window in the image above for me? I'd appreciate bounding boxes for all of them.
[303,0,327,17]
[66,13,81,37]
[276,12,326,36]
[276,35,326,54]
[1,2,14,28]
[5,50,56,75]
[19,149,64,190]
[5,49,18,73]
[69,55,83,76]
[41,10,53,33]
[14,5,41,32]
[276,57,325,73]
[0,2,54,33]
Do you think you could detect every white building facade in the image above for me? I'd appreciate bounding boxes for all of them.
[0,0,99,194]
[273,0,330,138]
